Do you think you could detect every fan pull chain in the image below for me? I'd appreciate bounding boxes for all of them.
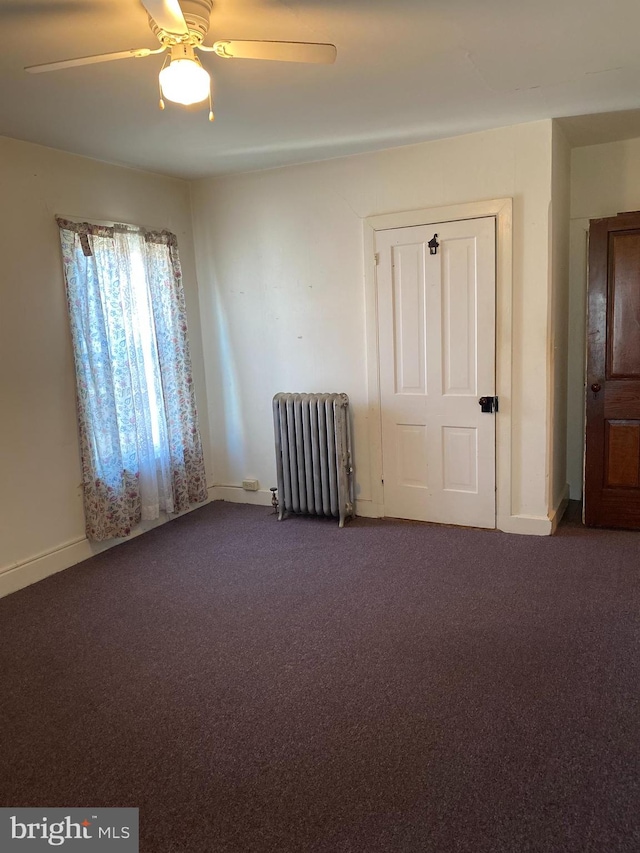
[208,87,214,122]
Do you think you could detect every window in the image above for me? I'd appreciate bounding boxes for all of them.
[58,219,207,541]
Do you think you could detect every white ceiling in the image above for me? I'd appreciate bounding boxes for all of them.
[2,0,640,179]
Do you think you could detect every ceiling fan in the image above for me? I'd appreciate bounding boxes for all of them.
[24,0,337,121]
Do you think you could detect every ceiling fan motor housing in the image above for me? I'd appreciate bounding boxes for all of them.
[149,0,213,44]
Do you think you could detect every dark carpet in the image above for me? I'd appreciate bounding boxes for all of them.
[1,501,639,852]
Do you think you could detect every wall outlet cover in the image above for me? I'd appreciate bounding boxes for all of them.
[242,479,259,491]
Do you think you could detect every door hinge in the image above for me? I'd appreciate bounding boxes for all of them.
[479,396,499,413]
[374,252,380,265]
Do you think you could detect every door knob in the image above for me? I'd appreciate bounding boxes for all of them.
[479,396,498,413]
[590,382,602,397]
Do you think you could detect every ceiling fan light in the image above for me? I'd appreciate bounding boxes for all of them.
[159,58,210,105]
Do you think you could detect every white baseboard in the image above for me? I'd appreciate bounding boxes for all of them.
[549,483,570,534]
[353,499,382,519]
[0,497,212,600]
[208,485,273,506]
[210,487,383,520]
[0,537,94,599]
[497,514,553,536]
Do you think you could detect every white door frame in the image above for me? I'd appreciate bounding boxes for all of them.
[363,198,514,533]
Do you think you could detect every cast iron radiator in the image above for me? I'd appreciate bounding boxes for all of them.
[272,392,354,527]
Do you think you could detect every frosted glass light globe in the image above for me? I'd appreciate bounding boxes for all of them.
[159,59,210,106]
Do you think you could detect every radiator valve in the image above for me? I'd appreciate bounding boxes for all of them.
[270,487,279,513]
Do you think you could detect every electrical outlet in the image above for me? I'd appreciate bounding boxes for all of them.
[242,479,259,491]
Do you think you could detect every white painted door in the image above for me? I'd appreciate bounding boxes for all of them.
[376,217,496,528]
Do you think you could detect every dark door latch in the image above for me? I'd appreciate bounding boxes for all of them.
[479,396,499,413]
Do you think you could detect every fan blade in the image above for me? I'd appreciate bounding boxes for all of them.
[209,40,337,64]
[25,47,163,74]
[140,0,189,35]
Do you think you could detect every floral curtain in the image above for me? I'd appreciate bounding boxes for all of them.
[57,218,207,541]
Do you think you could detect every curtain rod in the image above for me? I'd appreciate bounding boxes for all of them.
[56,213,171,232]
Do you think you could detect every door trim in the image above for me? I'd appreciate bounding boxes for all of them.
[363,197,530,534]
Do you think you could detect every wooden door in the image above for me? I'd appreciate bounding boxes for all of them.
[376,217,496,529]
[585,213,640,528]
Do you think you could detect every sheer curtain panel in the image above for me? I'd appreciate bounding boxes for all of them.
[58,218,207,541]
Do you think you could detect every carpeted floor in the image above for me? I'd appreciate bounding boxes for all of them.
[1,501,639,852]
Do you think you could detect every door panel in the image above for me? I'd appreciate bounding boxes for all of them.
[443,426,478,493]
[393,243,427,394]
[376,217,496,529]
[442,236,477,396]
[397,424,429,487]
[585,215,640,528]
[610,233,640,376]
[605,422,640,487]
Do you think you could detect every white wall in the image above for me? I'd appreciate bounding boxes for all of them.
[0,137,210,595]
[567,135,640,499]
[549,122,571,520]
[191,120,556,530]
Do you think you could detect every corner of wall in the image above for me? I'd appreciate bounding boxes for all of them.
[548,120,572,516]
